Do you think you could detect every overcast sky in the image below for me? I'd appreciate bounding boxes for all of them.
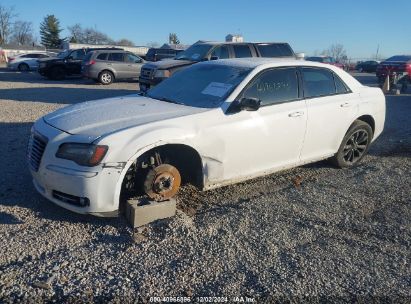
[2,0,410,59]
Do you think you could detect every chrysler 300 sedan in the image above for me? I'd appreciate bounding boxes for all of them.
[28,58,385,216]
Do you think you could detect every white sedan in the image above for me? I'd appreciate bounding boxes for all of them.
[28,58,385,216]
[7,52,56,71]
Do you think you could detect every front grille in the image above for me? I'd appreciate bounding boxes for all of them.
[52,190,90,207]
[140,67,154,79]
[27,131,48,172]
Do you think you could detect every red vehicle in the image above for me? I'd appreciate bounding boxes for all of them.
[376,55,411,91]
[305,56,346,70]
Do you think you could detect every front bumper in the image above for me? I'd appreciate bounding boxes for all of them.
[28,119,124,216]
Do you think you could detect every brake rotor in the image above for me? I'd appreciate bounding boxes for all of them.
[144,164,181,201]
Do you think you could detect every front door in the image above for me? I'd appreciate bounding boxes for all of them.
[123,53,143,78]
[206,67,308,182]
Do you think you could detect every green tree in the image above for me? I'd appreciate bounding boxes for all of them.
[40,15,62,48]
[168,33,180,45]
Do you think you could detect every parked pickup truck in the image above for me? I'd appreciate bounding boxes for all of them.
[138,41,295,92]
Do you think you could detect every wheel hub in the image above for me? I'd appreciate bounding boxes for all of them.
[144,164,181,201]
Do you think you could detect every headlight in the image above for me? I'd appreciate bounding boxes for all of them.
[154,69,170,78]
[56,143,108,166]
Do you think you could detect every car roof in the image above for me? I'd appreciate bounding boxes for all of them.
[201,57,333,69]
[196,41,290,46]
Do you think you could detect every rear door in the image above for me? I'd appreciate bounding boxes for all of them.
[299,67,359,161]
[107,52,126,78]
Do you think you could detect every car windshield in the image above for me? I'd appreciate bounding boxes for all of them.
[57,50,69,58]
[146,63,252,108]
[175,44,213,61]
[306,57,323,62]
[385,55,411,62]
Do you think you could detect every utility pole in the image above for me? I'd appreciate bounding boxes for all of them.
[376,44,380,60]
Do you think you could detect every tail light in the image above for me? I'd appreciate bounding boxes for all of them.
[85,60,96,66]
[8,57,14,62]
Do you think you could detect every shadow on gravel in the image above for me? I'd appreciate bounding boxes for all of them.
[0,211,23,224]
[0,122,125,227]
[0,87,137,104]
[0,68,139,85]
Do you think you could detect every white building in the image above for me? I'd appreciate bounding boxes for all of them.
[225,34,244,43]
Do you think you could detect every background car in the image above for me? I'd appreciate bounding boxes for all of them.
[356,60,380,73]
[139,41,296,91]
[145,48,184,62]
[38,47,123,80]
[82,50,145,84]
[7,52,56,71]
[305,56,346,70]
[376,55,411,91]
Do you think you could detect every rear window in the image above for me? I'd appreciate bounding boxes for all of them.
[256,43,294,57]
[233,45,252,58]
[83,52,93,62]
[302,67,336,98]
[385,55,411,62]
[96,53,108,60]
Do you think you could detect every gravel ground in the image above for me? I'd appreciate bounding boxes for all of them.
[0,69,410,302]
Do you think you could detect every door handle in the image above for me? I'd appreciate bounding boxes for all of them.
[340,102,351,108]
[288,111,304,117]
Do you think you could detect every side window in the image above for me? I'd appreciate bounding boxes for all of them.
[210,46,230,59]
[256,44,294,57]
[232,45,252,58]
[38,54,48,58]
[108,53,124,62]
[125,53,141,63]
[302,68,335,98]
[243,68,299,106]
[96,53,108,60]
[334,73,350,94]
[70,49,86,60]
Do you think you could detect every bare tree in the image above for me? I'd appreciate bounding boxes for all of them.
[68,23,83,43]
[168,33,180,45]
[116,38,134,46]
[11,21,34,45]
[0,5,16,45]
[327,43,347,62]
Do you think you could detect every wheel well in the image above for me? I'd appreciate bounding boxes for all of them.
[356,115,375,133]
[18,62,28,67]
[99,69,115,79]
[120,144,203,200]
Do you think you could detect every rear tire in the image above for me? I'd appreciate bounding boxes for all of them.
[18,63,29,72]
[331,120,373,168]
[50,66,65,80]
[98,71,114,85]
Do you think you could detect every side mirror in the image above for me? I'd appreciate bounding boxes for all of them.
[210,56,219,61]
[239,97,261,111]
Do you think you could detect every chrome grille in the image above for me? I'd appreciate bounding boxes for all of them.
[141,67,154,79]
[27,131,48,172]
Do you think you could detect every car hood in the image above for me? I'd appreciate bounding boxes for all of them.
[43,94,208,140]
[143,59,195,70]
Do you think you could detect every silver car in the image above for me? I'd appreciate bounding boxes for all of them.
[7,52,56,71]
[82,50,145,85]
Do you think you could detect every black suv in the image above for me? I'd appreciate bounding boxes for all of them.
[38,48,123,80]
[145,48,184,62]
[139,41,295,91]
